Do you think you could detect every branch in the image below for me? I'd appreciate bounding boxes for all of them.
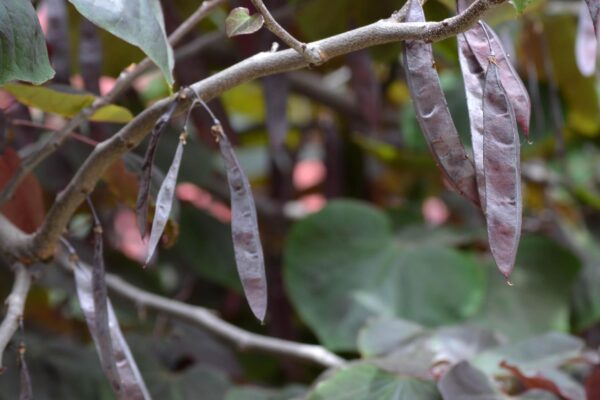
[0,0,228,205]
[7,0,505,261]
[249,0,324,64]
[55,253,345,369]
[0,264,31,372]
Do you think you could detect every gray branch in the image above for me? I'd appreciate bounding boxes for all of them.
[55,254,345,369]
[0,264,31,371]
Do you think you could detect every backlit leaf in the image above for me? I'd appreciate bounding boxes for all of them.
[225,8,264,38]
[0,0,54,84]
[1,84,133,123]
[67,0,174,84]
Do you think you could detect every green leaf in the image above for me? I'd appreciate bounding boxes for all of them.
[284,200,485,351]
[306,364,441,400]
[473,332,584,374]
[67,0,174,84]
[510,0,532,13]
[225,7,265,38]
[471,236,581,340]
[357,318,425,358]
[2,83,133,123]
[0,0,55,84]
[438,361,504,399]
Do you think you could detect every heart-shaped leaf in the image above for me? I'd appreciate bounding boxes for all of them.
[284,200,485,350]
[0,0,55,84]
[225,7,265,38]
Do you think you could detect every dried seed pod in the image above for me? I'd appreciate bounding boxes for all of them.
[403,0,479,206]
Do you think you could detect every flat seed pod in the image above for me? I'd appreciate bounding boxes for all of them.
[457,32,487,209]
[585,0,600,36]
[576,1,598,77]
[483,58,522,279]
[403,0,479,206]
[136,97,180,238]
[144,133,186,267]
[214,125,268,323]
[458,0,531,137]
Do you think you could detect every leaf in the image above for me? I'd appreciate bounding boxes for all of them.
[284,200,485,351]
[136,96,180,238]
[1,84,133,123]
[500,362,586,400]
[357,318,425,358]
[67,0,174,84]
[585,366,600,399]
[402,0,480,207]
[0,147,45,233]
[457,11,531,137]
[438,361,504,399]
[482,52,522,279]
[576,2,598,77]
[225,8,265,38]
[472,236,581,340]
[473,332,584,375]
[306,364,441,400]
[145,134,185,266]
[510,0,533,14]
[71,259,151,399]
[0,0,55,85]
[216,127,268,322]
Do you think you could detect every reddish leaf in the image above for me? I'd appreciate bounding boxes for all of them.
[103,159,140,207]
[482,56,522,279]
[458,0,531,136]
[576,1,597,77]
[402,0,479,206]
[500,361,583,400]
[214,125,268,323]
[0,148,45,233]
[585,366,600,399]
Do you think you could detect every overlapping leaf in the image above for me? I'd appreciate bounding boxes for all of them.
[1,84,133,123]
[402,0,479,206]
[225,8,265,38]
[0,0,55,85]
[215,126,268,323]
[67,0,174,84]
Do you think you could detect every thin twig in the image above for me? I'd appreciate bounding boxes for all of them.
[3,0,505,262]
[54,251,344,368]
[9,119,99,147]
[249,0,324,64]
[0,264,31,372]
[0,0,228,205]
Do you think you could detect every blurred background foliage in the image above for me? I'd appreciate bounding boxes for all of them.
[2,0,600,398]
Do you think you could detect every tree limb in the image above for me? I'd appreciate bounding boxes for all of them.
[4,0,505,261]
[0,264,31,372]
[55,253,345,369]
[0,0,228,206]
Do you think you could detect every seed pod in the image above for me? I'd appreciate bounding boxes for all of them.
[483,57,522,279]
[403,0,479,206]
[214,125,268,323]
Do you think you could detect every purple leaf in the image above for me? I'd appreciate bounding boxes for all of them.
[145,133,186,266]
[577,1,598,77]
[403,0,480,206]
[136,97,180,238]
[482,57,522,279]
[215,126,268,323]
